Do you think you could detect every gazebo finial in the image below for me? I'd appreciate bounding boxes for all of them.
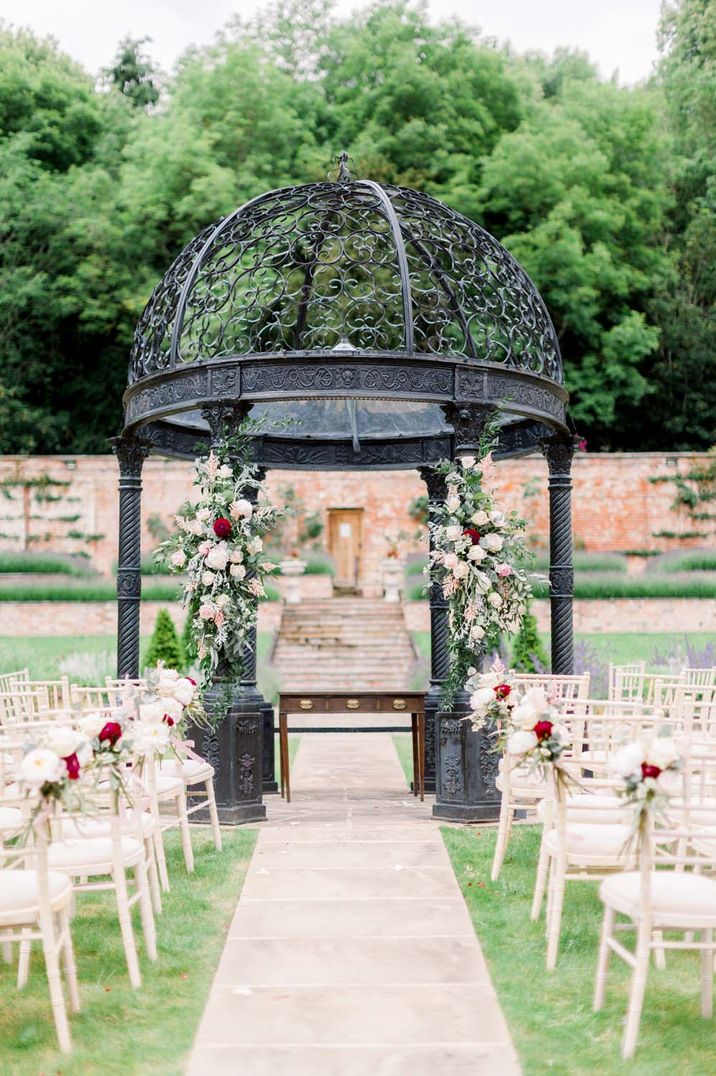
[336,150,352,182]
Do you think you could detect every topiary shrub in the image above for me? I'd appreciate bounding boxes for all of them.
[144,609,184,672]
[511,604,549,672]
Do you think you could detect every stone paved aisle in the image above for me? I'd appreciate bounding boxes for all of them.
[187,730,521,1076]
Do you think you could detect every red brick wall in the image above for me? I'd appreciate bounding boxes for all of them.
[0,452,711,587]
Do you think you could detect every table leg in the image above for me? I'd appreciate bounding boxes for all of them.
[417,713,425,802]
[279,712,291,803]
[411,713,418,797]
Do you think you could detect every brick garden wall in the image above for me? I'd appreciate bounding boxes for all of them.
[0,452,712,589]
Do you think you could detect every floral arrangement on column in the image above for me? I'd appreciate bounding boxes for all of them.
[158,440,283,695]
[426,446,535,703]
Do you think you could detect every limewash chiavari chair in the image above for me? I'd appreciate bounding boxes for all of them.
[70,684,118,712]
[0,668,29,694]
[20,678,71,710]
[46,768,157,989]
[0,780,80,1052]
[594,751,716,1059]
[608,662,646,703]
[140,753,195,889]
[512,672,590,703]
[681,667,716,690]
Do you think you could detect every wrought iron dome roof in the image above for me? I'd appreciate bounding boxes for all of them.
[123,156,568,467]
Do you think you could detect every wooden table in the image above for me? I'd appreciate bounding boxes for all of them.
[277,691,426,804]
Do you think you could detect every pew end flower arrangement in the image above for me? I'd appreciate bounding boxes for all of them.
[157,432,284,707]
[612,732,682,848]
[426,437,537,706]
[503,689,573,795]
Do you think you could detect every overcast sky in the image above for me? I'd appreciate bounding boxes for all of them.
[0,0,663,84]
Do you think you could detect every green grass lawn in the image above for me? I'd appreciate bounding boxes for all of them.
[392,732,415,788]
[0,827,256,1076]
[444,825,716,1075]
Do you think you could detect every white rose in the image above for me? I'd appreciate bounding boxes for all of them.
[445,525,462,542]
[480,533,504,553]
[470,687,495,712]
[172,678,196,706]
[470,624,485,642]
[507,730,538,755]
[205,543,229,571]
[230,563,247,579]
[524,687,550,710]
[231,499,254,521]
[187,519,204,536]
[489,510,506,528]
[196,508,211,522]
[461,455,477,468]
[612,742,645,779]
[199,603,215,620]
[446,496,461,513]
[78,713,106,739]
[474,571,491,594]
[216,593,230,608]
[202,570,216,586]
[471,510,489,526]
[20,748,63,787]
[488,592,503,609]
[468,545,487,563]
[133,723,171,757]
[453,561,469,580]
[647,737,679,771]
[513,701,539,730]
[46,727,85,759]
[248,536,263,555]
[170,549,187,569]
[161,697,184,723]
[229,548,243,564]
[479,673,499,689]
[139,701,166,724]
[443,553,459,570]
[217,464,233,479]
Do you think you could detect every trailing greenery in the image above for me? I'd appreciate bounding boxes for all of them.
[143,608,184,670]
[0,829,256,1075]
[0,3,714,454]
[0,552,94,576]
[511,605,549,672]
[444,825,716,1074]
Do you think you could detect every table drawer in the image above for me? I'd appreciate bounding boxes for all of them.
[279,694,424,714]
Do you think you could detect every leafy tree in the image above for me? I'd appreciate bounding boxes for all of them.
[144,609,184,671]
[104,36,161,109]
[511,605,549,672]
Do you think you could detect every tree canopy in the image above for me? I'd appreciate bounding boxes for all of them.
[0,0,713,453]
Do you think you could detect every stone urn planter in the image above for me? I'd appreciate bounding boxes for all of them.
[280,558,307,603]
[381,557,404,603]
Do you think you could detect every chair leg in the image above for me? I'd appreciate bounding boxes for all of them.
[60,908,81,1013]
[702,930,713,1019]
[531,829,551,921]
[491,797,512,882]
[593,905,615,1011]
[653,929,667,970]
[113,866,142,989]
[546,857,566,970]
[177,786,194,873]
[206,778,222,851]
[2,940,12,964]
[146,837,162,915]
[153,826,170,892]
[40,924,72,1052]
[622,919,652,1059]
[134,864,157,962]
[17,929,32,988]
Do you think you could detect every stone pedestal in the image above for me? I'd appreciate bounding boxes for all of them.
[280,558,306,603]
[189,682,266,825]
[381,558,403,602]
[432,690,500,823]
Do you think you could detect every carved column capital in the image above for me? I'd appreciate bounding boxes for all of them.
[441,403,495,458]
[418,466,447,505]
[201,402,253,446]
[111,435,150,476]
[541,435,577,478]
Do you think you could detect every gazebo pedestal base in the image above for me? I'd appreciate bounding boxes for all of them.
[432,695,501,824]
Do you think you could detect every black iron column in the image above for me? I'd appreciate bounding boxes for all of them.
[418,467,450,793]
[112,436,150,679]
[189,404,266,825]
[542,436,576,674]
[431,403,500,822]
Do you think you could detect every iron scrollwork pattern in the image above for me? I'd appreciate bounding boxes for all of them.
[542,436,577,674]
[128,176,562,386]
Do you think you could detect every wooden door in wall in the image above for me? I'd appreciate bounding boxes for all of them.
[327,508,363,592]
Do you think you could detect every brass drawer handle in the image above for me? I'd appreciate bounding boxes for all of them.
[299,699,313,710]
[392,698,407,710]
[346,698,360,709]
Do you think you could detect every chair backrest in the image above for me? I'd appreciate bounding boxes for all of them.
[0,668,29,694]
[0,686,62,725]
[608,662,646,702]
[70,684,116,711]
[568,710,673,771]
[681,667,716,689]
[513,672,590,702]
[669,685,716,742]
[23,678,71,710]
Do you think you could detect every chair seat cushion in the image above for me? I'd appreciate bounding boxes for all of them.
[159,758,213,783]
[0,806,23,833]
[153,774,185,796]
[600,870,716,926]
[60,812,155,840]
[0,869,72,925]
[48,835,143,873]
[537,793,626,824]
[545,822,633,861]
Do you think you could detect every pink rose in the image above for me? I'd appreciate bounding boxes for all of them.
[496,563,513,577]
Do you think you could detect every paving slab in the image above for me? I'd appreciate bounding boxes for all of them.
[187,729,520,1074]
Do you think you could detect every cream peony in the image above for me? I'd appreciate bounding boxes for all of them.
[612,742,645,779]
[471,510,489,526]
[139,701,166,724]
[205,543,229,571]
[489,510,506,528]
[78,712,106,739]
[172,678,196,706]
[647,736,680,771]
[186,519,204,536]
[217,464,233,479]
[445,524,462,542]
[202,571,216,586]
[470,624,486,641]
[20,747,63,787]
[161,697,184,723]
[46,727,85,759]
[133,723,171,756]
[446,496,461,513]
[443,553,459,570]
[230,498,253,520]
[468,545,487,563]
[480,533,504,553]
[229,548,243,564]
[453,561,469,580]
[230,563,247,579]
[170,549,187,569]
[196,507,211,522]
[470,687,495,712]
[507,730,538,755]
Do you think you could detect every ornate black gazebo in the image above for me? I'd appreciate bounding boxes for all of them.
[114,156,576,824]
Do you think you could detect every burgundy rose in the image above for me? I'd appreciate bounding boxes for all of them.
[641,762,661,780]
[533,719,553,742]
[63,752,81,781]
[186,677,197,686]
[462,527,481,545]
[99,721,122,747]
[577,437,588,451]
[494,683,511,700]
[162,713,175,727]
[213,517,232,539]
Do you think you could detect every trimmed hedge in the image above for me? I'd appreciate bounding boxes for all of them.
[531,552,627,573]
[407,575,716,601]
[0,552,94,576]
[0,579,281,602]
[649,551,716,574]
